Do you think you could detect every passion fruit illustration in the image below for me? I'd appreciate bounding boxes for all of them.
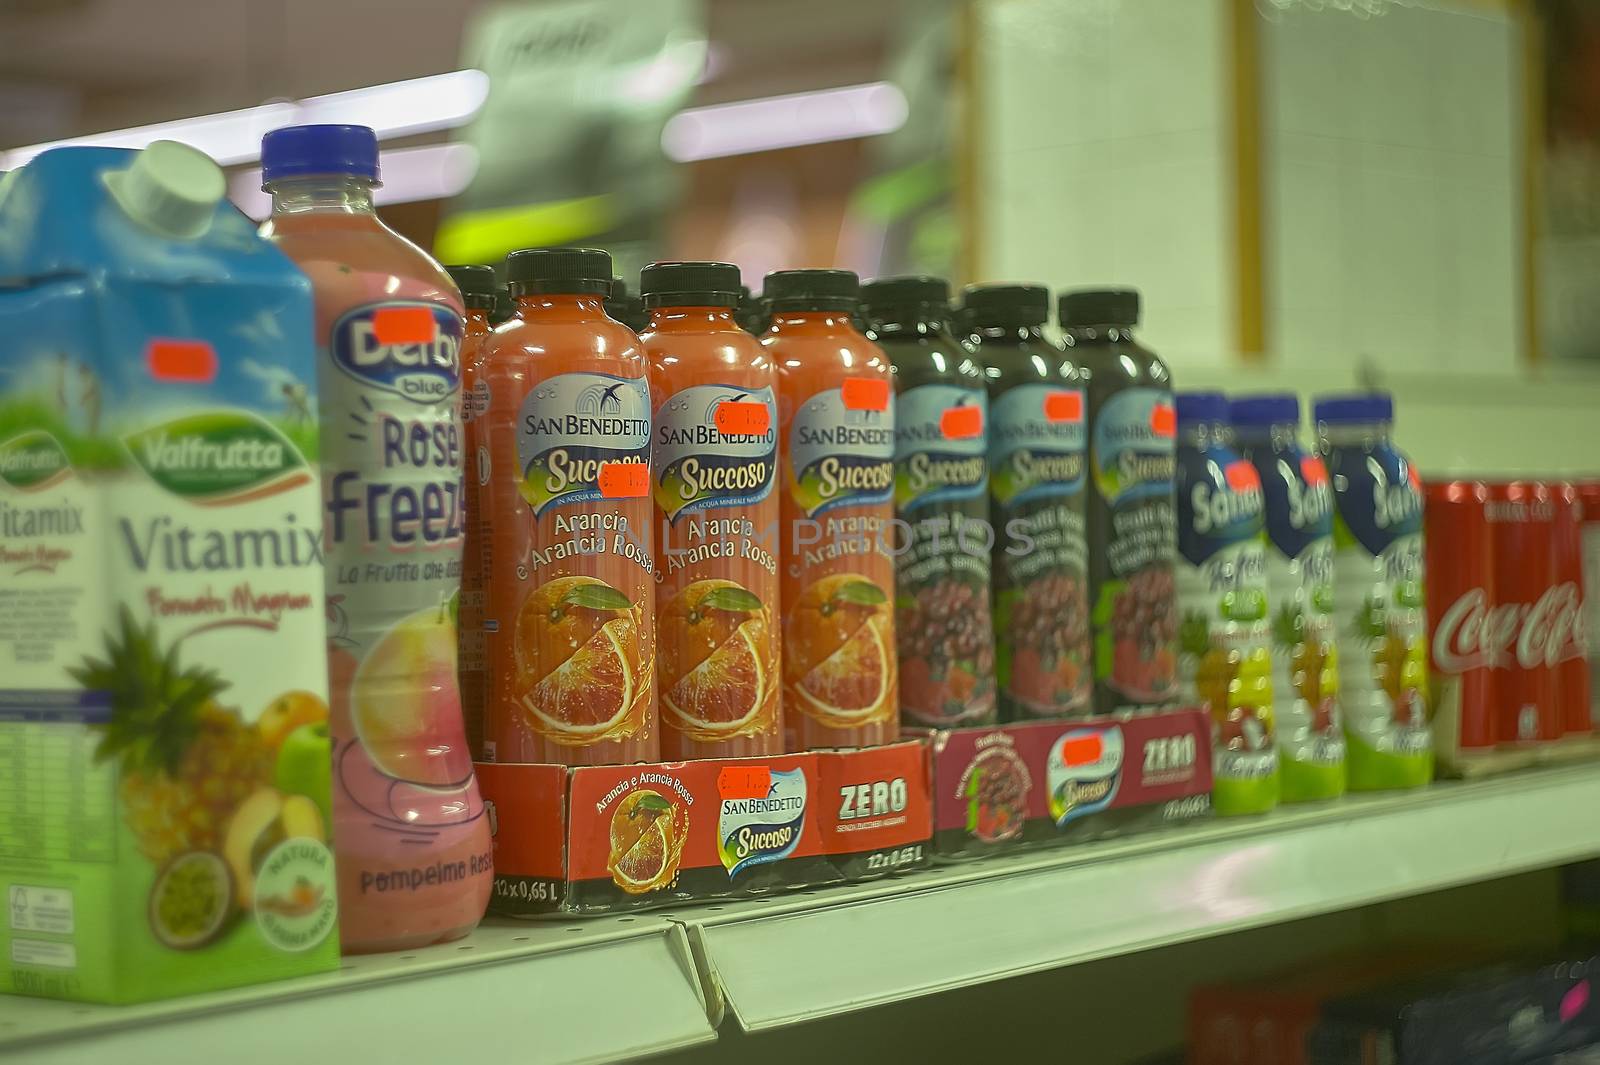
[148,850,233,950]
[223,787,326,909]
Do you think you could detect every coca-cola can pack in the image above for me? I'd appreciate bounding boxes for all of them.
[1579,481,1600,730]
[1425,479,1497,749]
[1425,477,1590,753]
[1551,481,1592,735]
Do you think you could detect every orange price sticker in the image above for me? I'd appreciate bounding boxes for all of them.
[718,765,771,800]
[1150,403,1176,438]
[1043,390,1083,423]
[1060,734,1104,767]
[1224,460,1261,493]
[598,460,649,498]
[1300,455,1329,486]
[146,339,218,383]
[372,306,437,345]
[715,400,771,437]
[940,404,982,440]
[841,376,890,412]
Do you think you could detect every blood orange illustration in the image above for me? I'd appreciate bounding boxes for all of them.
[784,572,896,728]
[516,575,649,746]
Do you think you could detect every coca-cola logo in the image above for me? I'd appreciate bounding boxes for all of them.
[1433,583,1587,673]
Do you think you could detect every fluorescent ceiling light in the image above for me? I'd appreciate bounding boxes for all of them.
[661,81,909,163]
[229,143,480,219]
[0,70,489,171]
[297,71,490,139]
[3,103,296,170]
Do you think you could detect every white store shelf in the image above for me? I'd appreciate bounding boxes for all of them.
[688,764,1600,1031]
[3,766,1599,1060]
[0,917,715,1065]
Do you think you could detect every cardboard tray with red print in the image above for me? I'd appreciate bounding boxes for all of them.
[922,705,1215,860]
[476,740,931,916]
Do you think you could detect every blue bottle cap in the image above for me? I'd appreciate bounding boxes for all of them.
[1312,392,1393,425]
[261,124,381,186]
[1230,392,1300,428]
[1175,390,1229,427]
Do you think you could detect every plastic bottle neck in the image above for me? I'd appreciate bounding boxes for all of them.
[1232,423,1300,450]
[647,306,738,331]
[768,309,859,333]
[1063,324,1136,344]
[1179,421,1230,449]
[1320,421,1392,448]
[971,321,1048,345]
[515,293,609,321]
[266,175,377,216]
[870,306,950,337]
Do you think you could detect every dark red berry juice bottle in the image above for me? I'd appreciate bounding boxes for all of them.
[1063,289,1179,714]
[965,284,1091,721]
[864,276,997,728]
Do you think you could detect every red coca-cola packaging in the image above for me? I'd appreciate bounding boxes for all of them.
[1580,480,1600,731]
[1425,477,1594,774]
[1485,481,1564,744]
[1551,481,1592,737]
[1425,479,1498,750]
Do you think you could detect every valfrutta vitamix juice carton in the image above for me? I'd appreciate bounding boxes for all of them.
[0,144,338,1002]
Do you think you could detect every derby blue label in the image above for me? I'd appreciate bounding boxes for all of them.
[330,302,462,404]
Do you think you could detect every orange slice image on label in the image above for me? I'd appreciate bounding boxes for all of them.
[784,572,896,728]
[607,789,687,895]
[660,579,777,741]
[516,575,648,745]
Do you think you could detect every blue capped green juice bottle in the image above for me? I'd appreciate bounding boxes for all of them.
[1174,391,1280,816]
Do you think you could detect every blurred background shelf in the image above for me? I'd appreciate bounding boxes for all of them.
[683,764,1600,1033]
[0,916,715,1065]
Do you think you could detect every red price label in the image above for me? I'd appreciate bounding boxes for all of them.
[940,404,983,440]
[841,376,890,412]
[1300,455,1329,486]
[715,400,771,437]
[1150,403,1176,438]
[1043,390,1083,423]
[1060,734,1104,767]
[598,461,649,498]
[718,765,771,800]
[146,339,217,383]
[372,306,437,345]
[1224,460,1261,492]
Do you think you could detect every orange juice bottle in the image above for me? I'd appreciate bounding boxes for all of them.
[640,262,782,760]
[447,264,497,757]
[481,247,657,766]
[763,269,898,750]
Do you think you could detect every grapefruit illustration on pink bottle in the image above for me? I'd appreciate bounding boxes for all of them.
[259,125,491,952]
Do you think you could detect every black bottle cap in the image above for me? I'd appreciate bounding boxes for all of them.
[963,283,1049,327]
[491,290,514,325]
[506,247,613,296]
[445,264,499,311]
[639,261,742,308]
[604,277,642,330]
[861,275,950,310]
[1058,288,1140,328]
[763,268,859,311]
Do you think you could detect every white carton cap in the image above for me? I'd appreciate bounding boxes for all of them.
[102,140,225,239]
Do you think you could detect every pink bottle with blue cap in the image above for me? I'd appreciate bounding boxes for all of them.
[260,124,491,952]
